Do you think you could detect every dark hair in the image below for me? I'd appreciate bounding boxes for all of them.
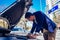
[25,12,33,18]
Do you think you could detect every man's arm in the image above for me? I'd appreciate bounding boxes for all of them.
[30,21,37,34]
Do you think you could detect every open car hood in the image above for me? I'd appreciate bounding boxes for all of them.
[0,0,32,30]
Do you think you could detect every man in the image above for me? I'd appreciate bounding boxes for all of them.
[25,11,56,40]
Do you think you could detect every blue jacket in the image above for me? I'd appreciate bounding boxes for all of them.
[33,11,56,32]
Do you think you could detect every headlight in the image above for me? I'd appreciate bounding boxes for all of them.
[0,17,9,29]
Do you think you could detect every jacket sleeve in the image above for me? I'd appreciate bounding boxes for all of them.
[30,21,37,34]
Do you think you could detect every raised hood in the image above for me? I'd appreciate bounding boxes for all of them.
[0,0,32,34]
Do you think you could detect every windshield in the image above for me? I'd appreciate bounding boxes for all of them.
[0,0,16,12]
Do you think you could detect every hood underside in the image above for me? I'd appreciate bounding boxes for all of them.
[0,0,32,34]
[1,0,25,29]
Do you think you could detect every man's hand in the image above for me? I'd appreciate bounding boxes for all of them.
[27,33,37,39]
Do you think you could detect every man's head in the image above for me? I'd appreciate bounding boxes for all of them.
[25,12,35,21]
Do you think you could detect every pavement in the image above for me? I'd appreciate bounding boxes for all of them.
[28,29,60,40]
[0,29,60,40]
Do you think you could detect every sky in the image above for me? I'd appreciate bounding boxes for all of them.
[0,0,46,13]
[0,0,16,12]
[28,0,46,13]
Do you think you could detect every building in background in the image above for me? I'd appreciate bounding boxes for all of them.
[46,0,60,27]
[45,0,53,20]
[53,1,60,27]
[46,0,59,20]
